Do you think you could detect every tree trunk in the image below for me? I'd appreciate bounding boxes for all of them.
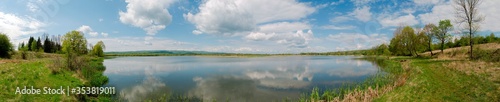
[429,40,433,56]
[470,31,473,59]
[441,39,445,53]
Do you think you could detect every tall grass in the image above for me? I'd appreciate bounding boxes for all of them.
[299,56,406,102]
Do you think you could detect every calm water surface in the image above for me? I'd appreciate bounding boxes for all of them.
[103,56,382,101]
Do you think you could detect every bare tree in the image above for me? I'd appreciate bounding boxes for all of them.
[423,24,437,56]
[454,0,484,59]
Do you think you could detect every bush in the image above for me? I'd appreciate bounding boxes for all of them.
[0,33,12,58]
[472,48,500,62]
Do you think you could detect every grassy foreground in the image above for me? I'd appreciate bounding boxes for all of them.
[0,52,110,101]
[304,43,500,102]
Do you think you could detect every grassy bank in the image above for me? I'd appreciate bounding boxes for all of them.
[301,44,500,101]
[0,52,110,101]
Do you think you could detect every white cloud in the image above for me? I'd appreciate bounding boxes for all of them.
[258,22,311,33]
[321,25,356,30]
[99,18,104,22]
[380,14,419,27]
[418,2,454,25]
[327,33,388,50]
[413,0,443,5]
[119,0,176,35]
[417,1,500,32]
[0,12,45,40]
[192,30,202,35]
[184,0,315,36]
[27,2,39,12]
[101,32,109,37]
[243,22,313,48]
[185,0,316,48]
[330,0,345,5]
[349,6,372,22]
[329,16,354,23]
[478,0,500,32]
[76,25,99,37]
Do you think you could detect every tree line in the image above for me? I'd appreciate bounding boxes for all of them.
[18,34,63,53]
[0,31,106,59]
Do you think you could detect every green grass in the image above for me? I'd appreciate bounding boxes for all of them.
[0,58,84,101]
[0,53,112,101]
[374,58,500,101]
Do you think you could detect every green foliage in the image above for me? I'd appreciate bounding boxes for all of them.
[62,31,88,70]
[0,33,12,58]
[30,40,38,52]
[310,87,320,101]
[434,19,453,53]
[27,37,34,51]
[390,26,417,56]
[91,41,105,57]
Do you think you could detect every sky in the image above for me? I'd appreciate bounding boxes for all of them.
[0,0,499,54]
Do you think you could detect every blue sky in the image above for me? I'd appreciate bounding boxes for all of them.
[1,0,499,53]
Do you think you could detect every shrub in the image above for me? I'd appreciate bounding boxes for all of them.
[0,33,12,58]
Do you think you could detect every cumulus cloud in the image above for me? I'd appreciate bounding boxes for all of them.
[327,33,388,50]
[184,0,315,36]
[413,0,444,5]
[101,32,108,37]
[417,1,500,32]
[321,25,356,30]
[76,25,99,37]
[0,12,45,40]
[379,14,419,27]
[349,6,372,22]
[119,0,175,35]
[243,22,313,48]
[185,0,316,48]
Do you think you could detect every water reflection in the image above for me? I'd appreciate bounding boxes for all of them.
[119,76,170,101]
[104,56,381,101]
[189,75,301,101]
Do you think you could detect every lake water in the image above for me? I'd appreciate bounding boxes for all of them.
[103,56,382,101]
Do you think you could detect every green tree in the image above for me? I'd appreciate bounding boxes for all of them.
[455,0,484,59]
[92,41,105,57]
[43,36,52,53]
[62,31,88,70]
[423,24,437,56]
[486,33,495,43]
[434,19,453,53]
[27,37,34,51]
[0,33,12,58]
[390,26,418,56]
[31,40,38,52]
[36,37,42,51]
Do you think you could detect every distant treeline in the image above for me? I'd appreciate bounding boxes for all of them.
[105,50,298,56]
[18,34,63,53]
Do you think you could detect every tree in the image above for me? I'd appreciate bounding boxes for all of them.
[486,33,495,43]
[434,19,453,53]
[27,37,34,51]
[36,37,42,51]
[44,36,52,53]
[0,33,12,58]
[92,41,105,57]
[62,31,88,70]
[31,40,38,52]
[390,26,418,56]
[423,24,437,56]
[455,0,484,59]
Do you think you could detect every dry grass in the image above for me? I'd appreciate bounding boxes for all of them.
[421,43,500,60]
[317,60,411,102]
[443,61,500,91]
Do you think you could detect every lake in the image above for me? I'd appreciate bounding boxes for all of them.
[103,56,383,101]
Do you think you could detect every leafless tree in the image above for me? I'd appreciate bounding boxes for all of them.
[454,0,484,59]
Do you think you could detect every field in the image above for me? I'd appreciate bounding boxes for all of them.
[0,52,110,101]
